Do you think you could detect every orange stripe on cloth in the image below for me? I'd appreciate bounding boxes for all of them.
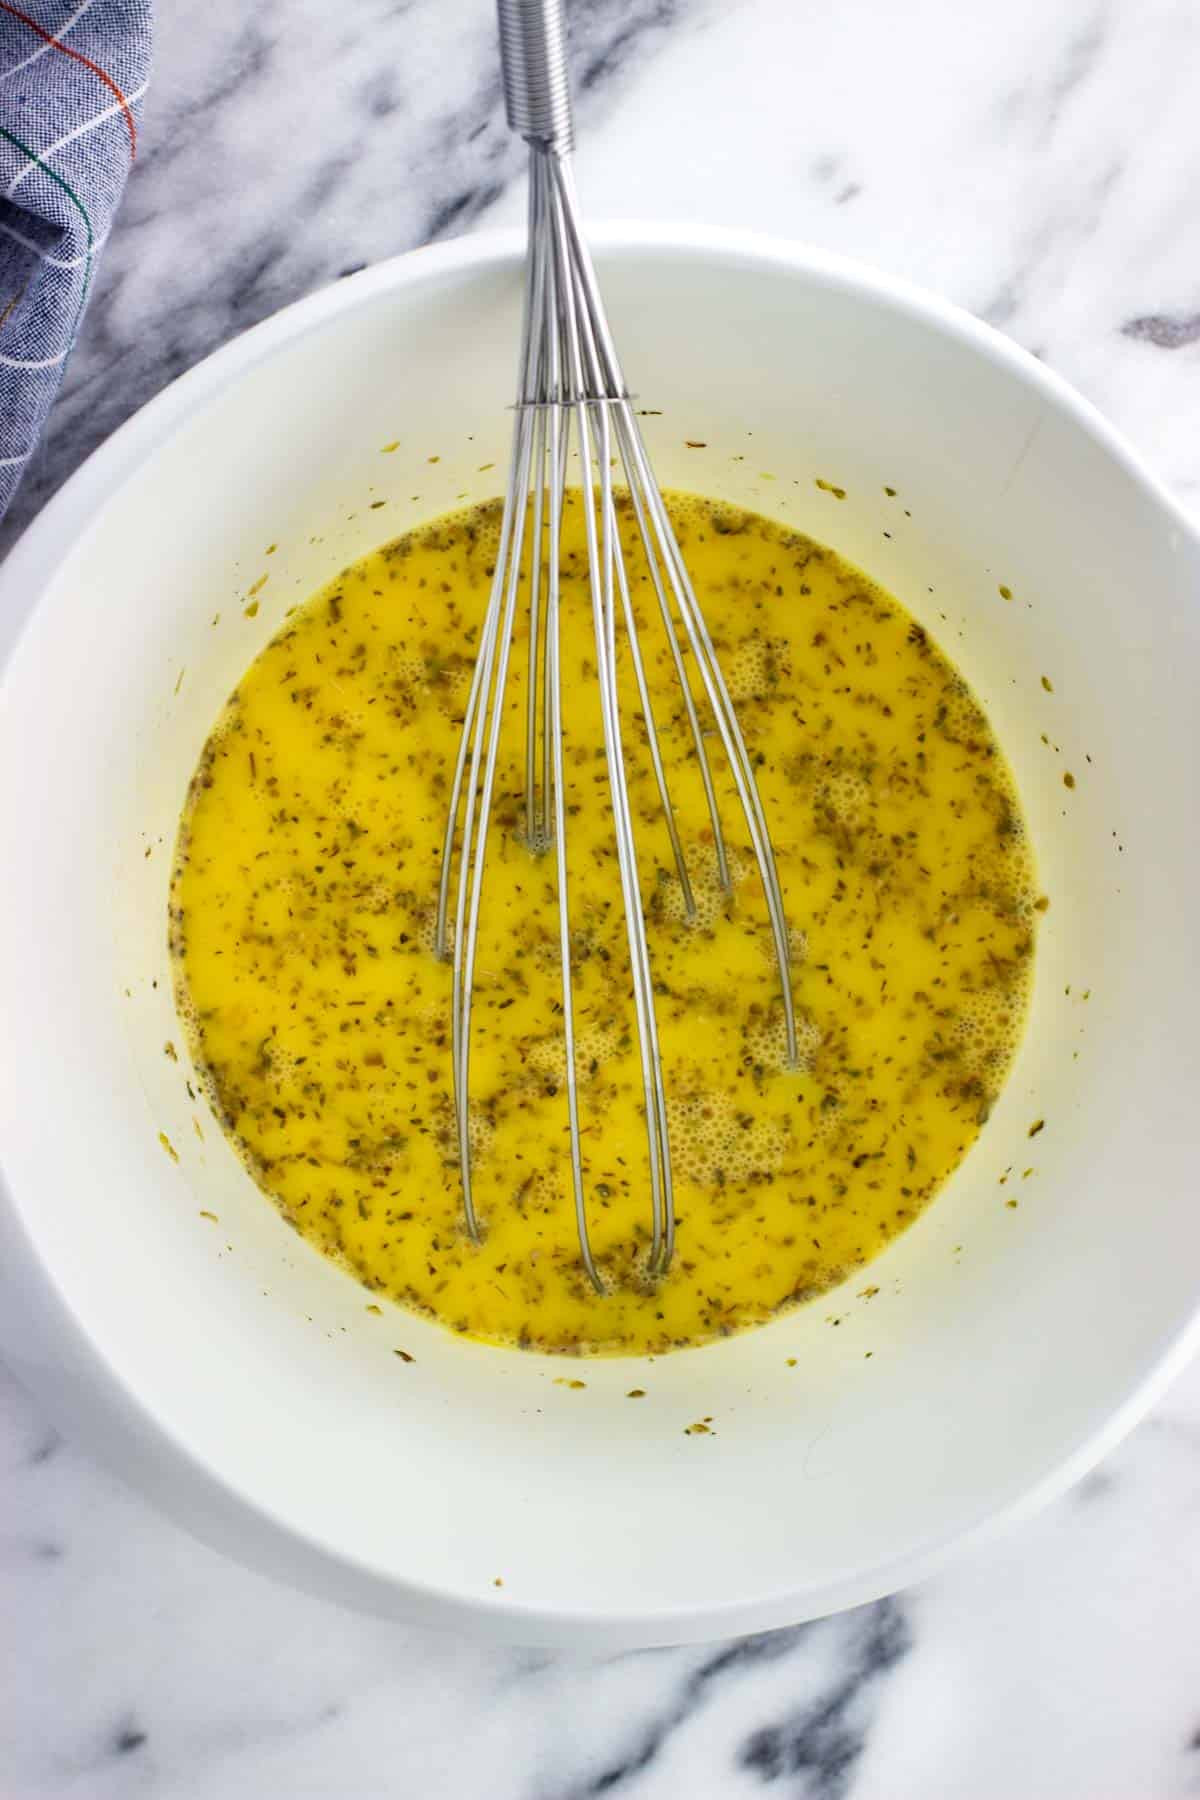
[0,0,137,156]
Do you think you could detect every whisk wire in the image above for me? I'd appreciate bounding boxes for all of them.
[631,449,801,1065]
[439,125,798,1284]
[546,152,671,1276]
[450,421,530,1238]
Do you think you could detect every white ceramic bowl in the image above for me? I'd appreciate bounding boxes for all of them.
[2,228,1198,1648]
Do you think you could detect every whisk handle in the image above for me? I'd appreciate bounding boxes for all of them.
[496,0,575,154]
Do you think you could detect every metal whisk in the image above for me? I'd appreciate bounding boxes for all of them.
[436,0,798,1290]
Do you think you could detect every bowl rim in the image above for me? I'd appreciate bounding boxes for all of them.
[2,222,1198,1646]
[3,220,1196,666]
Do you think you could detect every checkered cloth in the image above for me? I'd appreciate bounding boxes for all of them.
[0,1,151,521]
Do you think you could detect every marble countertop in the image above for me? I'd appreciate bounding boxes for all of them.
[5,0,1200,1793]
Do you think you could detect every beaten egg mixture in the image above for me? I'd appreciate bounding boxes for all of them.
[171,492,1037,1354]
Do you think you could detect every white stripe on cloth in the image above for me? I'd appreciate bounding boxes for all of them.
[0,343,71,369]
[0,0,97,88]
[6,78,148,196]
[0,215,110,269]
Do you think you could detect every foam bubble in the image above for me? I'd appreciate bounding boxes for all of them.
[173,990,201,1039]
[352,878,397,916]
[390,651,427,687]
[723,634,791,704]
[745,1006,821,1074]
[415,907,447,958]
[815,768,873,830]
[663,1086,789,1188]
[468,1104,494,1162]
[657,842,750,931]
[938,676,990,745]
[526,1019,621,1083]
[953,987,1026,1080]
[753,921,809,974]
[206,699,242,746]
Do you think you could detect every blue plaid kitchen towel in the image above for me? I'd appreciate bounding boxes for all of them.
[0,1,151,521]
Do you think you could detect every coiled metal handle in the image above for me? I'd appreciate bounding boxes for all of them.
[497,0,574,154]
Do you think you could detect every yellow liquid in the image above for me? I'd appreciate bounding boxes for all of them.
[171,493,1037,1354]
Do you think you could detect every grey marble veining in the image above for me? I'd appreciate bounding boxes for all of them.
[7,1356,1200,1798]
[0,0,698,550]
[8,0,1200,553]
[5,1,1200,1794]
